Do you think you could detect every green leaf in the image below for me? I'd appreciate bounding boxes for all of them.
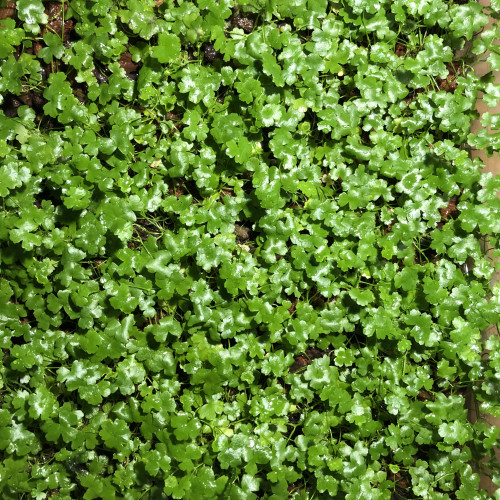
[0,420,40,456]
[114,356,146,395]
[171,413,202,441]
[151,33,181,63]
[39,32,65,63]
[43,72,88,124]
[438,420,472,445]
[0,19,25,59]
[41,403,83,444]
[406,310,440,347]
[199,398,224,420]
[143,444,172,476]
[17,0,48,33]
[449,3,489,40]
[0,160,31,197]
[349,288,375,306]
[0,56,25,95]
[99,419,136,455]
[28,387,58,421]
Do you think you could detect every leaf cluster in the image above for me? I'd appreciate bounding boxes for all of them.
[0,0,500,498]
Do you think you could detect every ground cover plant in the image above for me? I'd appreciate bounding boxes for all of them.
[1,0,500,498]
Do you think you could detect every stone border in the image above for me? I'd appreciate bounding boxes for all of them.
[469,0,500,494]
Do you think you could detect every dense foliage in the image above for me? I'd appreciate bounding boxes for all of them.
[1,0,500,498]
